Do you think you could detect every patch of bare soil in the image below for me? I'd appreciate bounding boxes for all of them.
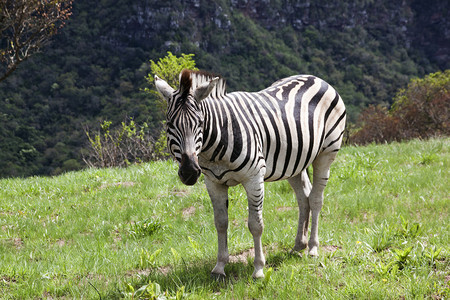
[55,239,66,247]
[158,266,171,276]
[322,245,341,252]
[12,237,23,249]
[182,206,196,220]
[1,275,17,285]
[171,188,190,197]
[229,248,255,264]
[228,244,280,265]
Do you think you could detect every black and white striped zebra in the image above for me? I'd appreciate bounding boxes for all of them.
[155,69,346,278]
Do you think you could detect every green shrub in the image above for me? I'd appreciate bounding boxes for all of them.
[351,70,450,144]
[83,118,167,168]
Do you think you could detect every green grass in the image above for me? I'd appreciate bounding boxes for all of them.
[1,138,449,299]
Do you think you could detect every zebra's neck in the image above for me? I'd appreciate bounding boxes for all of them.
[200,95,222,152]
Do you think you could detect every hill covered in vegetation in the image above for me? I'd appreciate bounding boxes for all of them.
[0,0,448,177]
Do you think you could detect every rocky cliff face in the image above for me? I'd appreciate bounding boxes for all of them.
[410,1,449,67]
[116,0,448,69]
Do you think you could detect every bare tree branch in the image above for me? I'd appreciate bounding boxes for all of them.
[0,0,73,82]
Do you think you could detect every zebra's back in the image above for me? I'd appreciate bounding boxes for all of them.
[200,75,346,183]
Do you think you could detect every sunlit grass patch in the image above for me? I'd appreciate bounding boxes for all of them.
[0,138,448,298]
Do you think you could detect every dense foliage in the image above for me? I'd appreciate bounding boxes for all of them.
[351,70,450,144]
[0,0,448,177]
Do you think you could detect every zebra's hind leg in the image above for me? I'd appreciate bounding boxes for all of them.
[288,169,312,252]
[308,151,338,256]
[205,178,230,277]
[243,176,266,279]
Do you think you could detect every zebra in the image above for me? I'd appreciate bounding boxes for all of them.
[155,69,346,278]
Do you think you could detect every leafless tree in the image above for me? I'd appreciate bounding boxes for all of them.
[0,0,73,82]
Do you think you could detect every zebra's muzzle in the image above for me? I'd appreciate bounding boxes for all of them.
[178,153,201,186]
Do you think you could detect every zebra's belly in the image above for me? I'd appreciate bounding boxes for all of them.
[263,163,303,182]
[264,171,299,182]
[262,144,318,182]
[198,156,263,186]
[200,158,304,185]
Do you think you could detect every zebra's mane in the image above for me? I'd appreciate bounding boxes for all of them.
[179,69,227,99]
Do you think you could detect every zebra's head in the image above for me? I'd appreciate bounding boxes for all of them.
[155,70,219,185]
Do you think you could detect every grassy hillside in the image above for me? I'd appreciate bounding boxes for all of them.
[0,138,449,299]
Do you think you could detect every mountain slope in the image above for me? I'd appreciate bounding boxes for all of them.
[0,0,448,177]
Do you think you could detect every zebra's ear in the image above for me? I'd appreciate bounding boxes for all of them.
[155,75,175,100]
[194,77,219,102]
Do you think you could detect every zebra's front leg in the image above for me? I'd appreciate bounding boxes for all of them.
[205,178,229,277]
[243,176,265,278]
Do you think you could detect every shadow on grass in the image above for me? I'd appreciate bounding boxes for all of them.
[106,248,304,298]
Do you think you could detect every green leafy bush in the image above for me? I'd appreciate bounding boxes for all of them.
[144,51,198,114]
[83,118,166,168]
[351,70,450,144]
[83,52,198,167]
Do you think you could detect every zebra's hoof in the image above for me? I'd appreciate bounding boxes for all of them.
[252,269,265,279]
[211,272,226,281]
[289,248,305,258]
[308,246,319,257]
